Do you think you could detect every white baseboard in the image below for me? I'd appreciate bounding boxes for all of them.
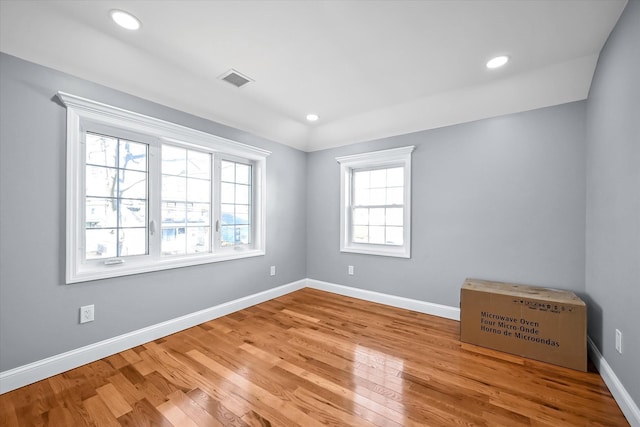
[0,278,459,394]
[305,278,461,321]
[308,279,639,426]
[2,278,637,427]
[0,280,306,394]
[588,337,640,427]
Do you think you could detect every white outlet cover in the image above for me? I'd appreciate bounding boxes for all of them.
[615,329,622,353]
[80,305,94,323]
[270,266,276,276]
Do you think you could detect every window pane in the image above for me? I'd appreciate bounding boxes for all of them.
[353,225,368,243]
[162,202,186,226]
[221,160,235,182]
[162,145,186,176]
[236,163,250,185]
[235,184,249,205]
[236,225,250,245]
[386,187,403,205]
[386,167,403,187]
[86,166,117,198]
[161,226,185,255]
[119,228,147,256]
[221,204,235,225]
[221,182,235,204]
[354,188,369,206]
[162,175,186,201]
[354,170,369,191]
[369,208,385,226]
[220,225,250,246]
[369,226,385,244]
[187,151,210,179]
[187,227,210,254]
[187,178,210,203]
[386,208,403,226]
[119,140,147,171]
[235,204,249,225]
[86,133,117,167]
[386,226,403,245]
[86,228,117,259]
[86,197,117,229]
[370,169,386,188]
[120,199,146,227]
[369,189,385,205]
[187,203,210,225]
[220,225,234,246]
[353,208,368,226]
[119,170,147,199]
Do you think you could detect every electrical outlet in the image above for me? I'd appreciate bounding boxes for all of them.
[80,305,94,324]
[348,265,354,275]
[615,329,622,354]
[270,266,276,276]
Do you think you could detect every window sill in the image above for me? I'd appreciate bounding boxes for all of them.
[67,249,265,284]
[340,245,410,259]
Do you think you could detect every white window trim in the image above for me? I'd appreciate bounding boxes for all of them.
[336,146,415,258]
[58,92,270,284]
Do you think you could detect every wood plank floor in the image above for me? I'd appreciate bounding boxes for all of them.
[0,288,629,426]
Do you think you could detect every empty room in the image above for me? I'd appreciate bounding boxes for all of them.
[0,0,638,426]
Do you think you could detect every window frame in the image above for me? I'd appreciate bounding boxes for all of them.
[59,92,270,284]
[336,146,415,258]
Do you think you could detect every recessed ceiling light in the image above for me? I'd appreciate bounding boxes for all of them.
[486,55,509,69]
[306,114,319,122]
[110,10,141,31]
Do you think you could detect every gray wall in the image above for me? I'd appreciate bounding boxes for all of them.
[0,53,307,372]
[307,102,587,307]
[586,0,640,405]
[1,1,638,410]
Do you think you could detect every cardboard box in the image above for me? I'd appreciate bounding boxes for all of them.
[460,278,587,371]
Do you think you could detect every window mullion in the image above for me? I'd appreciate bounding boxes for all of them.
[212,155,222,252]
[148,141,162,258]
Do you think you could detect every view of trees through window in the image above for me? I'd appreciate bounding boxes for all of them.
[85,133,148,259]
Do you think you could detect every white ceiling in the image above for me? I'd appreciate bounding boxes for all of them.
[0,0,627,151]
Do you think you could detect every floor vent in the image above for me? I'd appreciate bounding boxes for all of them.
[219,69,253,88]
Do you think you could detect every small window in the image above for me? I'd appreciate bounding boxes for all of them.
[352,166,404,246]
[336,146,414,258]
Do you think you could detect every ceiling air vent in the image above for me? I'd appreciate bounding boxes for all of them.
[219,69,253,88]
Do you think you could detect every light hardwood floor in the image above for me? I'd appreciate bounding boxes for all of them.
[0,288,629,426]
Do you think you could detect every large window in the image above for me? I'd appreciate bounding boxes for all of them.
[60,92,269,283]
[336,146,414,258]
